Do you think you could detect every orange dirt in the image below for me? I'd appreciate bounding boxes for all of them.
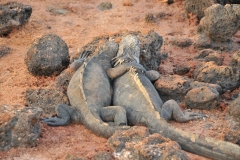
[0,0,239,159]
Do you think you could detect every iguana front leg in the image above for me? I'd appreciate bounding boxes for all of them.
[160,99,206,122]
[70,50,91,71]
[107,65,129,79]
[107,62,146,79]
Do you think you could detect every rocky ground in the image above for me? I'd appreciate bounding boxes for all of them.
[0,0,240,159]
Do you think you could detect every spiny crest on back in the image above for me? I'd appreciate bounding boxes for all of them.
[111,35,140,66]
[129,66,155,110]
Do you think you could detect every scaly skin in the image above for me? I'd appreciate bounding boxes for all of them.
[108,35,240,160]
[42,41,129,138]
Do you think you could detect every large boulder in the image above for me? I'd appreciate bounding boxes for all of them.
[190,81,222,94]
[184,0,216,20]
[197,4,239,42]
[0,105,42,151]
[25,34,70,76]
[185,86,219,110]
[0,2,32,36]
[25,88,69,116]
[194,61,240,92]
[138,30,163,70]
[108,126,189,160]
[154,75,193,102]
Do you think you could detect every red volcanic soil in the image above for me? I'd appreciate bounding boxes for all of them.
[0,0,239,159]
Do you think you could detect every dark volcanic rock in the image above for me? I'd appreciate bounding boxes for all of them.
[98,2,112,11]
[195,49,215,59]
[194,61,240,92]
[138,30,163,70]
[185,86,219,110]
[216,0,228,5]
[46,7,68,15]
[168,37,193,48]
[204,53,223,65]
[232,5,240,29]
[197,4,239,42]
[224,120,240,145]
[0,105,42,151]
[194,34,240,50]
[229,95,240,121]
[190,81,222,94]
[184,0,237,20]
[0,105,18,151]
[229,0,240,4]
[154,75,193,102]
[0,2,32,36]
[65,152,112,160]
[11,107,42,148]
[194,34,212,49]
[195,49,223,65]
[184,0,216,20]
[93,152,113,160]
[173,64,190,75]
[145,13,156,23]
[65,154,87,160]
[0,45,11,58]
[108,126,189,160]
[72,30,163,71]
[25,88,69,116]
[57,68,75,91]
[25,34,70,76]
[231,50,240,67]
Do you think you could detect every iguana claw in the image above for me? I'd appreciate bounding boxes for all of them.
[41,116,70,126]
[80,50,91,59]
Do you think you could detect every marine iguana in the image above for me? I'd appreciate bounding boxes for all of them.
[107,35,240,160]
[42,41,129,138]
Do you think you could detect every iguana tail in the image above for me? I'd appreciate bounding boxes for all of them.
[151,118,240,160]
[68,41,129,138]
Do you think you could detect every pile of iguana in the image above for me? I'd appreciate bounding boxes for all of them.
[42,41,129,138]
[42,35,240,160]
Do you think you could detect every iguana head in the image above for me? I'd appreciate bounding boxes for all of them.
[112,35,140,66]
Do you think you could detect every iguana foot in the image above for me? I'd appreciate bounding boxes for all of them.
[41,104,80,126]
[161,99,207,122]
[41,116,70,126]
[183,109,207,121]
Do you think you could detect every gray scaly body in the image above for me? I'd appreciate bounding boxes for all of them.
[108,35,240,160]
